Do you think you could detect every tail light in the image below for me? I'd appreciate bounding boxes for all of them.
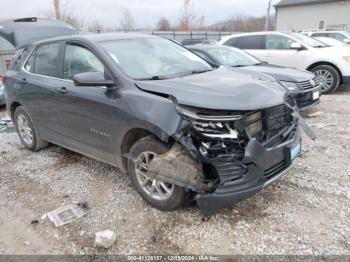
[1,75,5,82]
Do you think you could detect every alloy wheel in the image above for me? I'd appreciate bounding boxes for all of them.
[135,151,174,201]
[314,69,334,92]
[17,114,33,145]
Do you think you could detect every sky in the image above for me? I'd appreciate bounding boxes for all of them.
[0,0,277,29]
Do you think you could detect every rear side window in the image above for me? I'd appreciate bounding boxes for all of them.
[224,37,240,48]
[34,43,61,77]
[24,51,36,73]
[63,44,104,80]
[237,36,264,49]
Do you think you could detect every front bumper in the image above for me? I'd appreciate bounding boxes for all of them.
[196,130,301,214]
[292,87,321,111]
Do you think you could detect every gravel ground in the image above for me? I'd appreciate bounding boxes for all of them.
[0,91,349,255]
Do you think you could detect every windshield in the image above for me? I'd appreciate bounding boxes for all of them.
[206,47,260,67]
[101,38,212,80]
[291,33,328,48]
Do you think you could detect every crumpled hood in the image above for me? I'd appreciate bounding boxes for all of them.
[244,63,314,82]
[136,66,287,111]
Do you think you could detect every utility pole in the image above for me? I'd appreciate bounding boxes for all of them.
[265,0,272,31]
[54,0,61,20]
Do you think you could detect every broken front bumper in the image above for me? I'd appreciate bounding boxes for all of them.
[196,130,301,214]
[293,87,321,111]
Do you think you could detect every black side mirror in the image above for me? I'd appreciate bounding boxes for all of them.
[73,72,116,89]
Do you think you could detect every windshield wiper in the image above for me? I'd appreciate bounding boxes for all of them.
[191,69,213,74]
[136,75,168,81]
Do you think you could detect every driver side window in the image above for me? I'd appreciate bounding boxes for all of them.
[266,35,296,50]
[63,44,104,80]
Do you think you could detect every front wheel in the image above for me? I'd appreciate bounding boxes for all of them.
[311,65,340,94]
[127,136,188,211]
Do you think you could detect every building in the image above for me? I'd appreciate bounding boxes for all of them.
[275,0,350,32]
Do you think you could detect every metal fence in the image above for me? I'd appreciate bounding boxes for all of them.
[146,31,235,42]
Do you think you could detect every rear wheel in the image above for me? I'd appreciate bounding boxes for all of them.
[127,136,188,211]
[14,106,48,151]
[311,65,340,94]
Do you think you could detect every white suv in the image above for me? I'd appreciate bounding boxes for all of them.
[303,31,350,45]
[220,31,350,93]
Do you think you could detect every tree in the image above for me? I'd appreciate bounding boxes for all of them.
[178,0,196,31]
[156,17,171,31]
[120,8,135,32]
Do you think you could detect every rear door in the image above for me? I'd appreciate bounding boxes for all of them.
[224,35,267,61]
[19,42,67,140]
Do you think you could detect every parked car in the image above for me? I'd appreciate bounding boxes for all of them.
[1,18,314,214]
[220,31,350,94]
[181,38,218,46]
[188,44,321,111]
[314,37,347,47]
[303,30,350,44]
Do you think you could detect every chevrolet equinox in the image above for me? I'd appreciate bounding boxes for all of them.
[2,18,313,214]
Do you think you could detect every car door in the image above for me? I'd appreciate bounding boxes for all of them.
[19,42,67,140]
[52,42,119,163]
[225,35,267,62]
[262,34,305,69]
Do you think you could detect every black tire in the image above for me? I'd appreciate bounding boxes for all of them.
[311,65,340,94]
[127,136,188,211]
[14,106,48,151]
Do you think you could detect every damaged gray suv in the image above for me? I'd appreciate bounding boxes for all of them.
[2,18,314,214]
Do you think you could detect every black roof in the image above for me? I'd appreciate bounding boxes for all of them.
[275,0,340,8]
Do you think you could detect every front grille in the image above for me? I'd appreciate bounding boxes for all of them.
[297,77,321,90]
[264,160,288,180]
[266,104,290,138]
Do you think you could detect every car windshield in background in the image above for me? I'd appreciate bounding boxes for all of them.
[206,47,260,67]
[101,38,212,80]
[291,33,329,48]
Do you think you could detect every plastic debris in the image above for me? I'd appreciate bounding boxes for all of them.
[47,205,86,227]
[95,230,117,249]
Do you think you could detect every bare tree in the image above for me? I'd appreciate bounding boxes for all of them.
[195,15,206,30]
[120,8,135,32]
[88,19,105,33]
[178,0,196,31]
[156,17,171,31]
[45,0,103,30]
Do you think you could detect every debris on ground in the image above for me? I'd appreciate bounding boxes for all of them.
[0,115,14,133]
[306,111,323,118]
[76,201,89,210]
[95,230,117,249]
[47,205,86,227]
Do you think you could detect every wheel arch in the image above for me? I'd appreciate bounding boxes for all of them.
[306,61,343,84]
[9,101,22,120]
[120,127,172,171]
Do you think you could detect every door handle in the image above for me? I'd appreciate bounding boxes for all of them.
[56,87,68,94]
[22,78,27,83]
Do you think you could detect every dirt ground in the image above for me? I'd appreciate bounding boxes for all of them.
[0,91,349,256]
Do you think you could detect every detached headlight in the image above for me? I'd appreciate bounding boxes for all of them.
[343,56,350,63]
[245,111,263,137]
[174,104,241,139]
[280,81,299,91]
